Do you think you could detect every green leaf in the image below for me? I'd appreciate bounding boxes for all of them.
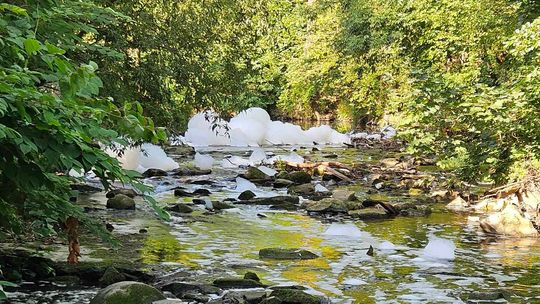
[23,38,41,55]
[45,42,65,55]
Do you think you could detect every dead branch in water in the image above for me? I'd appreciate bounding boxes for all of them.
[282,161,353,182]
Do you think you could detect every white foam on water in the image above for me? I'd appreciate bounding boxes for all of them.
[258,166,277,177]
[343,278,367,286]
[315,184,329,192]
[323,223,363,238]
[422,236,456,260]
[249,148,267,164]
[235,177,257,192]
[378,241,397,251]
[194,152,214,170]
[139,143,179,171]
[221,156,251,168]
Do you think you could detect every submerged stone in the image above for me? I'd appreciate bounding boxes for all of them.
[348,207,389,220]
[106,194,135,210]
[89,281,165,304]
[259,248,319,260]
[236,196,299,206]
[165,203,194,213]
[213,277,265,289]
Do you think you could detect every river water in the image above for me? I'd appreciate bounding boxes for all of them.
[5,145,540,303]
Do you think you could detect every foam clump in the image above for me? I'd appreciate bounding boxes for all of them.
[194,152,214,170]
[315,184,329,192]
[323,223,363,238]
[422,236,456,260]
[269,152,304,164]
[378,241,396,251]
[258,166,277,177]
[181,107,351,147]
[249,148,267,164]
[109,144,178,173]
[235,177,258,192]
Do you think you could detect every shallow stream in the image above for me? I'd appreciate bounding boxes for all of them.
[6,145,540,303]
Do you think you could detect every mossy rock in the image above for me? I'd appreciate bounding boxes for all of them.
[259,248,318,260]
[165,203,194,213]
[243,271,260,282]
[238,190,256,200]
[262,288,322,304]
[89,281,165,304]
[273,179,294,188]
[244,167,272,181]
[212,201,235,210]
[287,183,315,196]
[287,171,312,184]
[106,188,137,199]
[98,267,126,286]
[106,194,135,210]
[348,207,389,220]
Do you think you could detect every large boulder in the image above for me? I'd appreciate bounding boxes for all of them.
[106,194,135,210]
[480,204,539,237]
[89,281,165,304]
[259,248,318,260]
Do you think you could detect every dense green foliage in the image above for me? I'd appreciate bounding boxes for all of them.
[0,1,167,238]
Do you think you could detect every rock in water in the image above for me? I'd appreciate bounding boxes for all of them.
[165,203,194,213]
[422,236,455,260]
[480,203,539,236]
[106,188,137,199]
[98,267,126,286]
[238,190,256,200]
[106,194,135,210]
[244,166,272,181]
[89,281,165,304]
[446,196,469,212]
[262,289,323,304]
[213,278,265,289]
[259,248,319,260]
[287,171,312,184]
[332,190,357,201]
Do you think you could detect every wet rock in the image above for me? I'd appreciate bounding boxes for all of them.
[331,190,357,201]
[480,204,539,236]
[174,189,194,197]
[139,228,148,233]
[215,289,267,303]
[348,207,389,220]
[288,183,315,196]
[153,300,186,304]
[106,188,137,199]
[236,196,299,206]
[244,167,273,181]
[165,203,194,213]
[98,267,126,286]
[244,272,260,282]
[259,248,319,260]
[474,198,506,213]
[270,203,298,211]
[304,198,350,213]
[106,194,135,210]
[172,168,211,176]
[464,290,510,301]
[162,282,221,297]
[89,281,165,304]
[213,278,265,289]
[238,190,256,200]
[380,158,400,168]
[324,153,338,159]
[430,190,453,202]
[50,275,81,286]
[399,205,431,216]
[274,179,294,188]
[193,188,212,196]
[212,201,235,210]
[189,179,215,185]
[446,196,470,212]
[287,171,312,184]
[261,289,323,304]
[142,168,168,178]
